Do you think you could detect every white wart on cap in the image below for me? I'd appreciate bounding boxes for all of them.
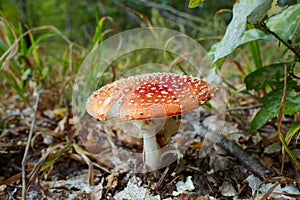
[86,72,216,121]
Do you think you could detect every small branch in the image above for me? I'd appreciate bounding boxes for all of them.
[154,166,169,190]
[226,104,264,111]
[261,23,300,60]
[195,126,269,177]
[212,133,269,177]
[131,0,212,25]
[21,86,41,200]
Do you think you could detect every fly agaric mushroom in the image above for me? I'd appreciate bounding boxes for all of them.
[86,72,216,171]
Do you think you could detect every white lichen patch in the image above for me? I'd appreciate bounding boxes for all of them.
[114,177,161,200]
[172,176,195,196]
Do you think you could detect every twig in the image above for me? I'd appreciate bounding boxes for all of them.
[195,126,269,177]
[226,104,264,111]
[213,133,269,177]
[21,86,41,200]
[131,0,211,25]
[117,0,214,35]
[73,144,95,186]
[154,166,169,190]
[160,11,211,34]
[261,23,300,60]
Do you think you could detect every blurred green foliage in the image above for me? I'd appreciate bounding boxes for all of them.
[1,0,299,135]
[0,0,233,46]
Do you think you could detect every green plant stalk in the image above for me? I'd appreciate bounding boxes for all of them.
[261,23,300,59]
[41,142,72,171]
[92,15,117,50]
[92,14,103,49]
[281,121,300,172]
[222,78,238,91]
[2,69,27,102]
[28,33,43,78]
[285,121,300,144]
[246,24,263,71]
[18,23,27,55]
[163,51,189,75]
[279,133,300,169]
[248,40,262,70]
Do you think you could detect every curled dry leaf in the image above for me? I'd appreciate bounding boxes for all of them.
[54,116,67,134]
[220,181,236,197]
[105,172,119,191]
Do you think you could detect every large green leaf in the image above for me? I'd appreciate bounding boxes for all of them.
[188,0,205,8]
[247,0,273,24]
[244,62,293,91]
[267,4,300,43]
[277,0,298,7]
[208,0,274,62]
[209,29,274,63]
[250,87,300,132]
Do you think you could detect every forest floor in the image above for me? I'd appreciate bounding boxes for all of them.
[0,93,299,200]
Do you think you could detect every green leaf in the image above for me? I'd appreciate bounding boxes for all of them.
[250,100,279,132]
[247,0,273,24]
[248,39,262,70]
[188,0,205,8]
[285,121,300,144]
[40,67,50,80]
[284,88,300,114]
[244,62,293,91]
[41,142,71,171]
[214,57,225,69]
[277,0,298,7]
[0,120,9,129]
[208,0,275,62]
[280,133,300,169]
[240,29,275,44]
[267,4,300,43]
[21,68,33,88]
[250,87,300,131]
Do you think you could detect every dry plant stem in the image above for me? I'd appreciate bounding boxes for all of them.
[73,144,94,186]
[22,88,40,200]
[155,166,169,190]
[278,66,287,136]
[280,66,287,173]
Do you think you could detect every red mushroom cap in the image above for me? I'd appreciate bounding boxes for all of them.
[86,72,216,121]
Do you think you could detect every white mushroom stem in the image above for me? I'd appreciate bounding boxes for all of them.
[142,129,161,171]
[133,119,165,171]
